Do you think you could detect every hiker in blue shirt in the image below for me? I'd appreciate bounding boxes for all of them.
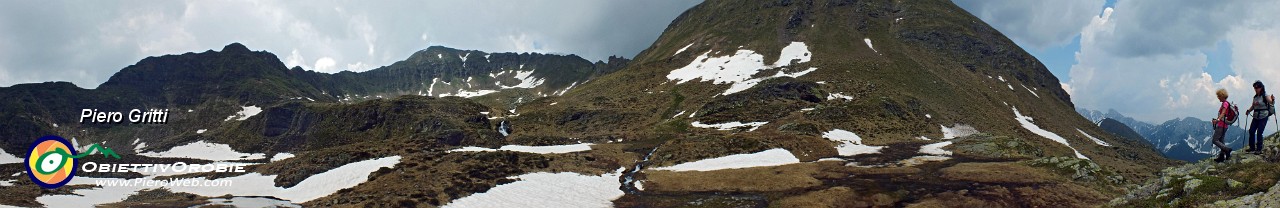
[1244,81,1275,155]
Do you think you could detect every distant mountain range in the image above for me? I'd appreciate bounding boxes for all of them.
[1077,108,1247,161]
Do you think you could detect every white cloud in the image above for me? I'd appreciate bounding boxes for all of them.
[1068,6,1211,122]
[314,57,337,73]
[346,61,372,72]
[1227,27,1280,94]
[507,33,539,53]
[1067,2,1280,123]
[1060,82,1074,97]
[953,0,1105,49]
[285,49,307,69]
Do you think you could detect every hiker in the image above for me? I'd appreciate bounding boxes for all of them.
[1245,81,1276,154]
[1212,89,1235,162]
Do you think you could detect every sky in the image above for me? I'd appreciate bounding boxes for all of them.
[955,0,1280,124]
[2,1,1278,125]
[0,0,700,88]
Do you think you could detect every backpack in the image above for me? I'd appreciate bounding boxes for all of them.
[1264,102,1276,118]
[1254,95,1275,118]
[1223,102,1240,125]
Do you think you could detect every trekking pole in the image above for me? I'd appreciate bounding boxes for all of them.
[1244,114,1251,148]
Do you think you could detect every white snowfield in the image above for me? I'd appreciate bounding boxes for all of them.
[36,156,401,207]
[0,148,22,164]
[203,197,300,208]
[448,143,594,154]
[498,70,545,89]
[1077,129,1112,147]
[442,89,499,98]
[171,156,400,202]
[442,169,624,208]
[423,69,544,98]
[271,153,297,162]
[827,92,854,101]
[690,121,768,131]
[665,42,817,95]
[224,106,263,121]
[940,124,979,140]
[132,138,147,153]
[1012,107,1089,159]
[774,42,813,66]
[919,141,954,156]
[899,156,950,167]
[138,140,267,161]
[650,148,800,172]
[821,129,884,156]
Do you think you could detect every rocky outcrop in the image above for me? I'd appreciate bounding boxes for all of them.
[1111,132,1280,208]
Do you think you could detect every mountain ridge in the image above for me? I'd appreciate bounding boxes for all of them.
[1078,107,1248,161]
[0,0,1187,207]
[0,43,628,157]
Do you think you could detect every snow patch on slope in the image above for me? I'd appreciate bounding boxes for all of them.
[822,129,884,156]
[36,156,400,207]
[138,141,266,161]
[271,153,296,162]
[448,143,593,154]
[673,43,694,56]
[827,92,854,101]
[666,42,816,95]
[500,70,545,89]
[1012,107,1089,159]
[863,38,878,53]
[774,42,813,66]
[0,148,22,164]
[224,106,262,121]
[443,169,623,208]
[443,90,499,98]
[1021,84,1040,98]
[651,148,799,172]
[899,156,951,167]
[920,141,953,155]
[940,124,979,140]
[691,121,768,131]
[1076,129,1111,147]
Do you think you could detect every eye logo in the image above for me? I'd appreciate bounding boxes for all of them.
[26,135,78,189]
[24,135,121,189]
